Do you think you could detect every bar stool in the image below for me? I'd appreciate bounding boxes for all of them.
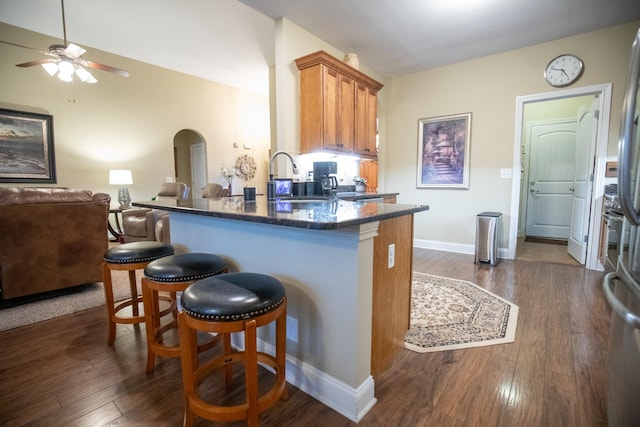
[142,252,228,373]
[178,272,288,427]
[102,241,175,344]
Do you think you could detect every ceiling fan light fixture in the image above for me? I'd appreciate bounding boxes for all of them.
[5,0,129,83]
[57,71,73,82]
[41,62,58,76]
[58,60,74,75]
[76,67,97,83]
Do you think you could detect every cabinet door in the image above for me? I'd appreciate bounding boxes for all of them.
[355,83,377,158]
[338,74,355,152]
[322,67,341,151]
[359,160,378,192]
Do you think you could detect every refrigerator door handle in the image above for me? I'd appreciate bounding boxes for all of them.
[618,30,640,225]
[603,272,640,329]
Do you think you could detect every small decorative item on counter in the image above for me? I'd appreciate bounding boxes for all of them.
[354,176,367,193]
[221,164,238,196]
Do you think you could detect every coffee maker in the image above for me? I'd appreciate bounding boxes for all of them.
[313,161,338,195]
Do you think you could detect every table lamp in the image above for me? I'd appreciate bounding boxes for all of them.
[109,169,133,209]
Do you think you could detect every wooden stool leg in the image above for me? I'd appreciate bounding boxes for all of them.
[128,270,139,317]
[244,319,259,427]
[178,312,198,427]
[102,263,117,345]
[142,278,157,374]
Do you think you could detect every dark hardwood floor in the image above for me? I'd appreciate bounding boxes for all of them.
[0,248,610,426]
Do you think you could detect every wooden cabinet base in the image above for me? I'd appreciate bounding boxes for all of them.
[371,214,413,376]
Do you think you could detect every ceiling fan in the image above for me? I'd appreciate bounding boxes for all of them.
[0,0,129,83]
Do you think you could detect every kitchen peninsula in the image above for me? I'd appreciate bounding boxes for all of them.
[133,196,428,422]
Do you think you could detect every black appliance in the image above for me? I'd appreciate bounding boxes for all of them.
[313,161,338,195]
[313,161,337,180]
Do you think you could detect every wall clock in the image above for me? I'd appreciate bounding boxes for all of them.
[235,154,256,180]
[544,54,584,87]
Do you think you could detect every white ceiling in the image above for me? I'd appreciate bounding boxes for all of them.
[1,0,640,93]
[238,0,640,76]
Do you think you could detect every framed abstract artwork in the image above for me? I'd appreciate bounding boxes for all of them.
[417,113,471,189]
[0,108,56,183]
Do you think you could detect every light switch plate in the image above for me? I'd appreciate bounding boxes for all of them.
[500,168,512,179]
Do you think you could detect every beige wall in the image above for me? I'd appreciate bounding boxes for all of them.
[3,16,638,253]
[386,21,639,249]
[0,22,270,207]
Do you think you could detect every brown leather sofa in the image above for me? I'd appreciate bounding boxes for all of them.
[0,187,111,300]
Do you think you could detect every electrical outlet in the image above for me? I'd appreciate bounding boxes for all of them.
[388,243,395,269]
[286,316,298,343]
[500,168,512,179]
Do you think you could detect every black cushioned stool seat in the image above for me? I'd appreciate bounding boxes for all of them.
[102,241,174,344]
[142,253,228,373]
[178,272,288,427]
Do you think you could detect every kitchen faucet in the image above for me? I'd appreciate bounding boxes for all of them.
[269,151,299,181]
[267,151,299,200]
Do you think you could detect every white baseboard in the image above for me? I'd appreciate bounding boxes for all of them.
[232,334,377,423]
[413,238,510,260]
[284,355,377,423]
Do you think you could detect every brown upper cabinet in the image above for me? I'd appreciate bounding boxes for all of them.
[296,51,384,159]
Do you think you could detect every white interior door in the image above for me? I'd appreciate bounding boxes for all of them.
[567,98,599,263]
[190,143,206,199]
[525,120,577,239]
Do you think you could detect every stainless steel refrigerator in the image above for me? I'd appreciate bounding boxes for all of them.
[603,25,640,427]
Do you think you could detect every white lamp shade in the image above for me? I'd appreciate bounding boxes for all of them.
[41,62,58,76]
[109,169,133,185]
[76,67,97,83]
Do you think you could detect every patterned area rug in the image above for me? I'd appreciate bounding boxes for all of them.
[405,273,519,353]
[0,270,138,332]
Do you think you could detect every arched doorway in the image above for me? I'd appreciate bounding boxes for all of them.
[173,129,207,199]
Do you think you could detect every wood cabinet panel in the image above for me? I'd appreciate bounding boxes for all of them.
[299,65,323,154]
[354,83,377,158]
[371,214,413,377]
[359,160,378,192]
[338,74,355,152]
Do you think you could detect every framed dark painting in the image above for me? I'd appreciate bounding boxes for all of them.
[417,113,471,189]
[0,108,56,183]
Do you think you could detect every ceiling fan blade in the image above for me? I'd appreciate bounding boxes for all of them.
[16,58,58,68]
[65,43,86,58]
[0,39,50,55]
[86,60,129,77]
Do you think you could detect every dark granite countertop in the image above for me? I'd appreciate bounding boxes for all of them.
[133,196,428,230]
[335,191,399,201]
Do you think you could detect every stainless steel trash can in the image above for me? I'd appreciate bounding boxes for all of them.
[475,212,502,265]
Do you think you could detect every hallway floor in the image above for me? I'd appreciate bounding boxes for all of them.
[516,237,581,266]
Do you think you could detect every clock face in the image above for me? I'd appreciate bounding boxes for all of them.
[544,54,584,87]
[235,154,256,180]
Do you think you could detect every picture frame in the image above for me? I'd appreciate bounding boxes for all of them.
[417,113,471,189]
[0,108,56,183]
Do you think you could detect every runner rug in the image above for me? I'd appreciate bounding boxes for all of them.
[404,272,519,353]
[0,270,137,332]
